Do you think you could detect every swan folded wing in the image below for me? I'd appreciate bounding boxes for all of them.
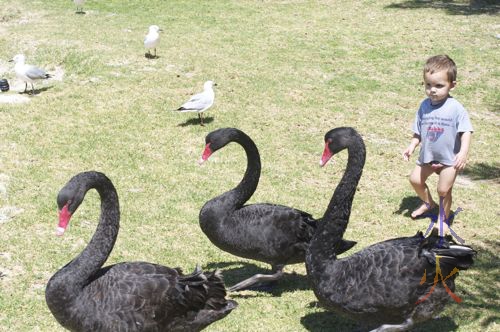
[236,203,316,242]
[79,263,180,327]
[80,262,217,330]
[328,240,431,311]
[82,263,233,331]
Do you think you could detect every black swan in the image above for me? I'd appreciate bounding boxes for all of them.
[199,128,355,292]
[46,171,237,331]
[305,127,475,331]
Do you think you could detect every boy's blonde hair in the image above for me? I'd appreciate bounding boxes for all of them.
[424,55,457,83]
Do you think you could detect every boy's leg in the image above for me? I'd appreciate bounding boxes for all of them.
[436,166,459,235]
[409,164,437,218]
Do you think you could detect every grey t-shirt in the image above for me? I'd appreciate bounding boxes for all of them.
[412,97,473,166]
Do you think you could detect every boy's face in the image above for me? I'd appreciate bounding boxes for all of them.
[423,70,456,105]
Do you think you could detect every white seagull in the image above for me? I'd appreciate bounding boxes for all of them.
[10,54,51,95]
[175,81,217,126]
[144,25,162,58]
[73,0,85,13]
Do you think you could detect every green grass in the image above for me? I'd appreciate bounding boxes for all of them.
[0,0,499,331]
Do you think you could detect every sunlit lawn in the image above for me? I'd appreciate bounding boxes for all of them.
[0,0,498,331]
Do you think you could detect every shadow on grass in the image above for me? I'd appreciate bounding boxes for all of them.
[393,195,424,217]
[19,86,53,96]
[458,239,500,328]
[177,116,214,127]
[204,261,311,296]
[301,310,459,332]
[385,0,499,16]
[461,162,500,182]
[301,308,363,332]
[145,53,160,59]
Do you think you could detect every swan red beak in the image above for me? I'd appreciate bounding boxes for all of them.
[320,141,333,167]
[199,143,213,165]
[57,203,72,236]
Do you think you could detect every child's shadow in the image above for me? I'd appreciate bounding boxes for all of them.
[393,196,423,217]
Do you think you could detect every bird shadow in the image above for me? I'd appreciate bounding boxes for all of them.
[145,53,160,59]
[75,11,86,15]
[300,308,458,332]
[177,116,214,127]
[19,86,53,96]
[204,261,311,296]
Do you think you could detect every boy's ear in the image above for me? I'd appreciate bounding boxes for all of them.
[450,81,457,90]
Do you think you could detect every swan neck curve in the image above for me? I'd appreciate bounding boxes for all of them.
[310,136,365,262]
[232,133,261,207]
[47,172,119,309]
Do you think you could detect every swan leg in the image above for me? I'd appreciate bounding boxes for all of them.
[228,265,284,292]
[370,318,414,332]
[199,113,205,126]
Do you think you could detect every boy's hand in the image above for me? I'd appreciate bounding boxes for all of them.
[454,152,468,170]
[402,146,414,161]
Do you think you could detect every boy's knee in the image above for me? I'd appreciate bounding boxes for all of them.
[437,186,452,197]
[409,173,421,186]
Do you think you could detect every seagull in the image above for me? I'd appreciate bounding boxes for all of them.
[9,54,51,95]
[144,25,162,58]
[73,0,85,13]
[175,81,217,126]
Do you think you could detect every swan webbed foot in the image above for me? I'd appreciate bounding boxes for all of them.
[228,265,284,292]
[369,318,414,332]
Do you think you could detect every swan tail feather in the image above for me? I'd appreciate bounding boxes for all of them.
[171,268,236,331]
[336,239,357,255]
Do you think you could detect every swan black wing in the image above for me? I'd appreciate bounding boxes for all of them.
[76,262,235,331]
[313,232,475,327]
[217,203,316,265]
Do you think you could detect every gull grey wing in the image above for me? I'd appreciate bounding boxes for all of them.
[179,92,211,111]
[25,65,50,80]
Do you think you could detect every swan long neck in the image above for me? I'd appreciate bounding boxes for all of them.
[75,176,119,285]
[228,133,261,208]
[310,137,365,262]
[56,173,119,289]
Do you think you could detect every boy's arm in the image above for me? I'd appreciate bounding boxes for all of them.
[403,134,421,161]
[454,131,472,170]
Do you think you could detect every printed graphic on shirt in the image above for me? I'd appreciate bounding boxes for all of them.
[426,126,444,142]
[421,115,453,143]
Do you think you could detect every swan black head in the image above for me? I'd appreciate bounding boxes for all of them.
[320,127,361,166]
[200,128,244,163]
[56,171,107,236]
